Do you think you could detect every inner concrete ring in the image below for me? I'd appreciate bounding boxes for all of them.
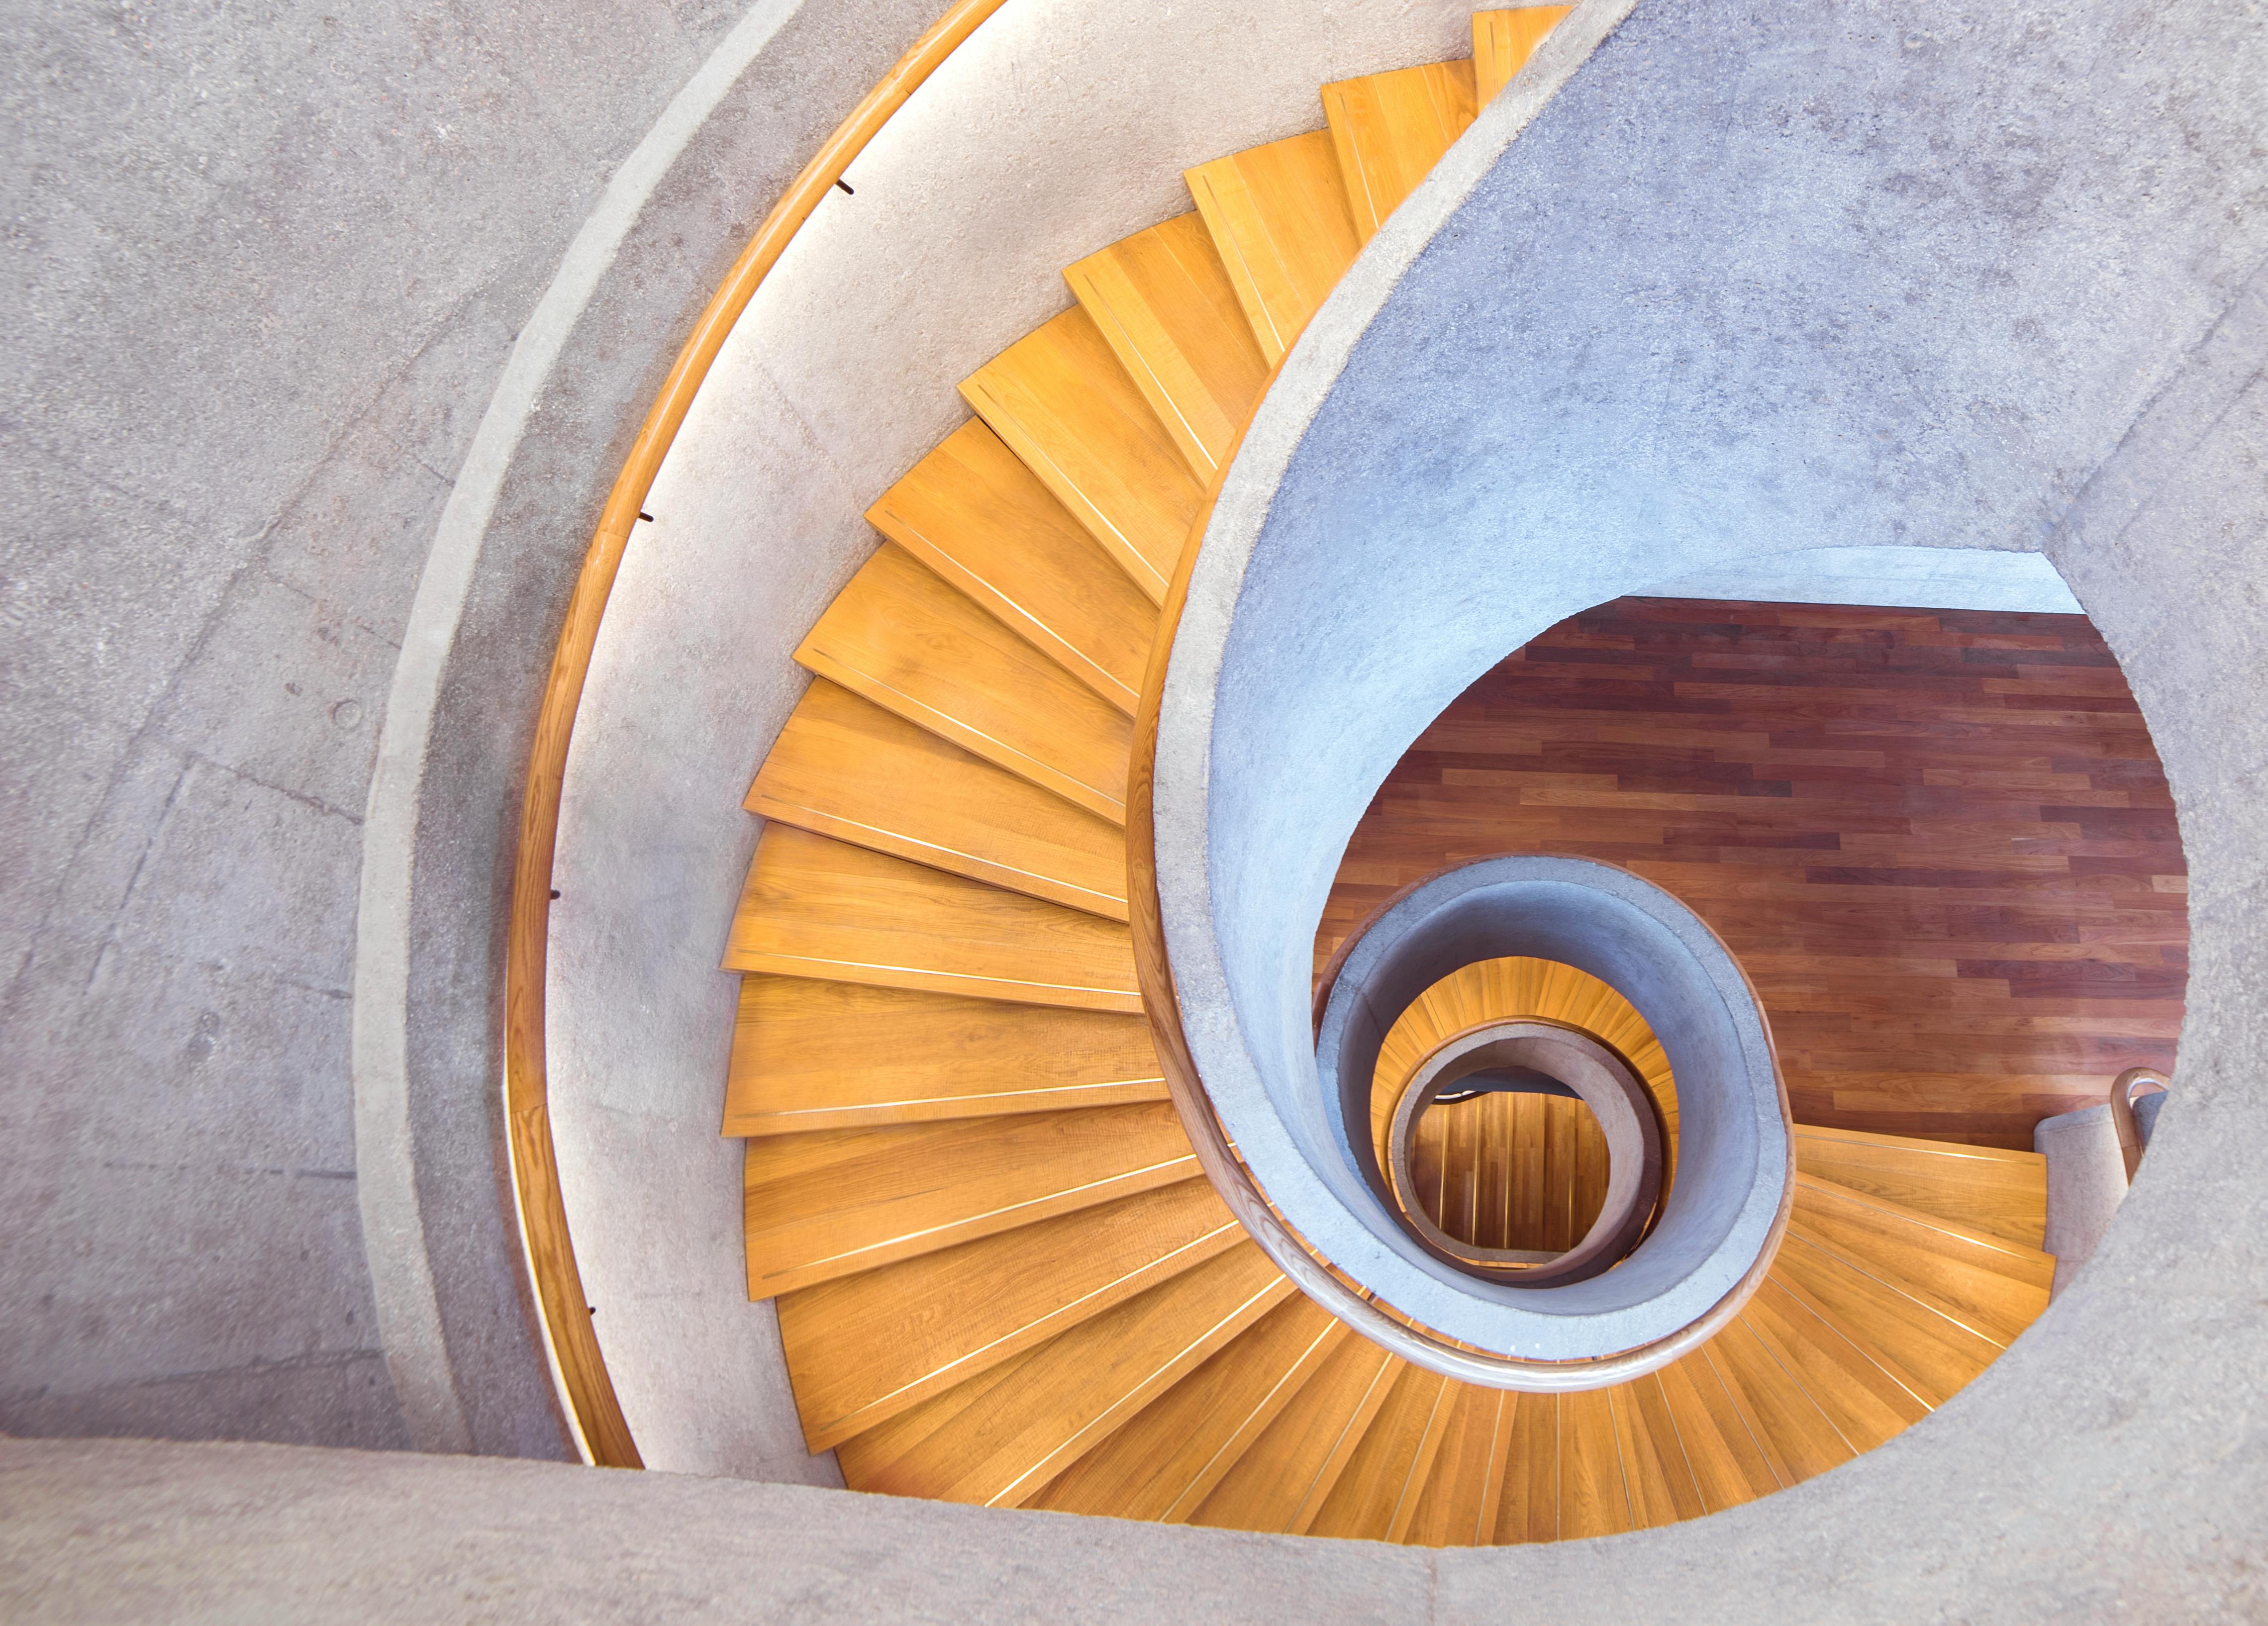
[1305,855,1790,1359]
[1387,1020,1665,1289]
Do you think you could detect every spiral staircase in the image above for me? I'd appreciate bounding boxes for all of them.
[719,6,2058,1543]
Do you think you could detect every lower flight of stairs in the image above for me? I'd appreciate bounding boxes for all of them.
[715,7,2056,1541]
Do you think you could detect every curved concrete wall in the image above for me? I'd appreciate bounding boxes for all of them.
[1157,0,2267,1606]
[543,0,1486,1476]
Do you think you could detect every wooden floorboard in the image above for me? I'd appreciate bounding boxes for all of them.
[1317,598,2186,1149]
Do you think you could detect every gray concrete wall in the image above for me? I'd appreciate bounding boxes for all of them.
[0,0,943,1456]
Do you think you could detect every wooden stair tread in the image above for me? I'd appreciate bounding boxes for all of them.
[1321,58,1479,245]
[1028,1293,1345,1523]
[778,1177,1242,1451]
[795,541,1132,822]
[741,1102,1197,1298]
[1472,7,1572,105]
[1402,1384,1512,1547]
[835,1242,1289,1507]
[1743,1276,1929,1455]
[1309,1363,1457,1542]
[1772,1226,2006,1403]
[1188,1329,1400,1535]
[960,306,1202,603]
[1493,1391,1560,1543]
[1555,1388,1634,1539]
[724,826,1141,1013]
[1793,1124,2048,1249]
[1609,1374,1708,1530]
[724,976,1163,1136]
[1704,1315,1856,1484]
[867,419,1156,715]
[1656,1350,1785,1511]
[1184,129,1361,366]
[1065,211,1271,479]
[749,679,1128,920]
[1790,1172,2053,1344]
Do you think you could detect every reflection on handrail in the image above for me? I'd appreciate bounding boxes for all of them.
[502,0,1011,1470]
[2109,1065,2171,1184]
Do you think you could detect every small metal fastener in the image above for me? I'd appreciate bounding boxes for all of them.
[834,177,854,195]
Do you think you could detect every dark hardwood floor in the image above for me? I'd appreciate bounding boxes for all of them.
[1317,598,2187,1150]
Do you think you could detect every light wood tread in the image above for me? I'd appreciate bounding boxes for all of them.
[749,679,1130,920]
[960,305,1203,603]
[742,1101,1198,1298]
[1793,1124,2048,1249]
[1472,7,1573,105]
[867,418,1157,715]
[724,976,1164,1137]
[1184,129,1361,366]
[1322,58,1479,245]
[724,825,1142,1013]
[1188,1325,1402,1535]
[795,541,1133,823]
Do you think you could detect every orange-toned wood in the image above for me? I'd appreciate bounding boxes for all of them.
[1492,1391,1559,1543]
[960,306,1204,602]
[1065,212,1271,478]
[723,976,1163,1136]
[1656,1350,1784,1510]
[748,679,1129,919]
[724,826,1141,1012]
[1028,1293,1346,1523]
[1556,1386,1634,1539]
[1789,1174,2053,1343]
[867,418,1157,714]
[834,1242,1289,1507]
[1793,1124,2046,1248]
[1321,599,2185,1151]
[1707,1315,1854,1483]
[1322,59,1479,243]
[1609,1374,1706,1529]
[795,542,1132,823]
[1184,130,1362,365]
[1771,1228,2001,1405]
[1402,1384,1514,1547]
[505,0,1013,1471]
[1472,7,1573,104]
[778,1177,1241,1451]
[1743,1276,1924,1452]
[1188,1332,1399,1535]
[741,1102,1196,1297]
[1307,1364,1457,1541]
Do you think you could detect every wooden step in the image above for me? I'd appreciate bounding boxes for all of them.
[1321,59,1479,245]
[795,542,1132,822]
[1064,212,1271,479]
[1743,1274,1928,1456]
[1188,1330,1399,1535]
[1793,1124,2047,1249]
[1556,1387,1633,1539]
[748,680,1128,919]
[1308,1364,1457,1541]
[723,826,1141,1013]
[778,1177,1242,1451]
[1788,1173,2053,1344]
[1655,1349,1785,1511]
[1184,130,1361,366]
[1609,1374,1707,1530]
[960,306,1203,602]
[834,1242,1289,1507]
[867,419,1157,714]
[1493,1391,1560,1543]
[1028,1293,1345,1523]
[1402,1384,1512,1547]
[1472,7,1572,104]
[1704,1314,1855,1484]
[1771,1224,2003,1406]
[741,1102,1197,1298]
[723,977,1164,1136]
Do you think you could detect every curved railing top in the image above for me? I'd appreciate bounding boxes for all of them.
[504,0,1010,1469]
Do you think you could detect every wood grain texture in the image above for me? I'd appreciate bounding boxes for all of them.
[1188,1330,1399,1535]
[867,418,1157,714]
[1493,1391,1559,1543]
[1556,1387,1634,1539]
[506,0,1015,1470]
[795,541,1132,822]
[778,1177,1241,1450]
[724,826,1141,1012]
[1184,129,1362,365]
[1472,6,1573,104]
[834,1242,1289,1507]
[1065,212,1271,478]
[1401,1384,1513,1547]
[1789,1174,2053,1344]
[1322,598,2186,1150]
[748,679,1128,919]
[1609,1374,1706,1529]
[1027,1293,1346,1523]
[1307,1364,1457,1541]
[1656,1349,1785,1510]
[1793,1124,2046,1247]
[961,305,1203,601]
[741,1102,1196,1297]
[1322,59,1479,243]
[1771,1227,2003,1405]
[723,976,1163,1135]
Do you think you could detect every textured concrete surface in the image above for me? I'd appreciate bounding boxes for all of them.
[2035,1104,2125,1298]
[1157,0,2267,1610]
[1644,543,2083,612]
[545,0,1488,1475]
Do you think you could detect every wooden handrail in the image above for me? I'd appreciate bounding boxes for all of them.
[503,0,1011,1470]
[1127,370,1793,1391]
[2109,1066,2171,1183]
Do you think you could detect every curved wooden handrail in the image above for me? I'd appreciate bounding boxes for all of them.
[1128,368,1794,1390]
[2109,1065,2171,1183]
[504,0,1011,1469]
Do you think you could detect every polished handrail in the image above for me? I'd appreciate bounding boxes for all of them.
[2109,1066,2171,1183]
[1126,374,1794,1391]
[503,0,1011,1469]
